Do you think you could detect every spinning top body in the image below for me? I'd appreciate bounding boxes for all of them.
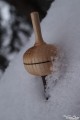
[23,43,58,76]
[23,12,58,76]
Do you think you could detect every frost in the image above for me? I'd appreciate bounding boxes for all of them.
[45,50,65,98]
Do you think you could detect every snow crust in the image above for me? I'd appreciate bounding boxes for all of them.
[0,0,80,119]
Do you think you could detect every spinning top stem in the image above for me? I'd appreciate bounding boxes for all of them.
[42,76,47,91]
[31,12,45,45]
[41,76,49,100]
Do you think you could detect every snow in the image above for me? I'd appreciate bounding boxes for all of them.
[0,0,80,119]
[0,1,10,26]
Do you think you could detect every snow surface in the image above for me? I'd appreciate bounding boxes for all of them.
[0,0,80,119]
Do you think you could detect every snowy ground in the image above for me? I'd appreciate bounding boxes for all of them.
[0,0,80,120]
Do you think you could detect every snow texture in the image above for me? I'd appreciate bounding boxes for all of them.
[0,0,80,119]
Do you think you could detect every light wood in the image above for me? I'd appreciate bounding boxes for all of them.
[23,12,58,76]
[31,12,45,45]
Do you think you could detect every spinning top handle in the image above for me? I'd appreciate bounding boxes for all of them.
[31,12,45,45]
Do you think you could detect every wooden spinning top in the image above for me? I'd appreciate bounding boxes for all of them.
[23,12,58,76]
